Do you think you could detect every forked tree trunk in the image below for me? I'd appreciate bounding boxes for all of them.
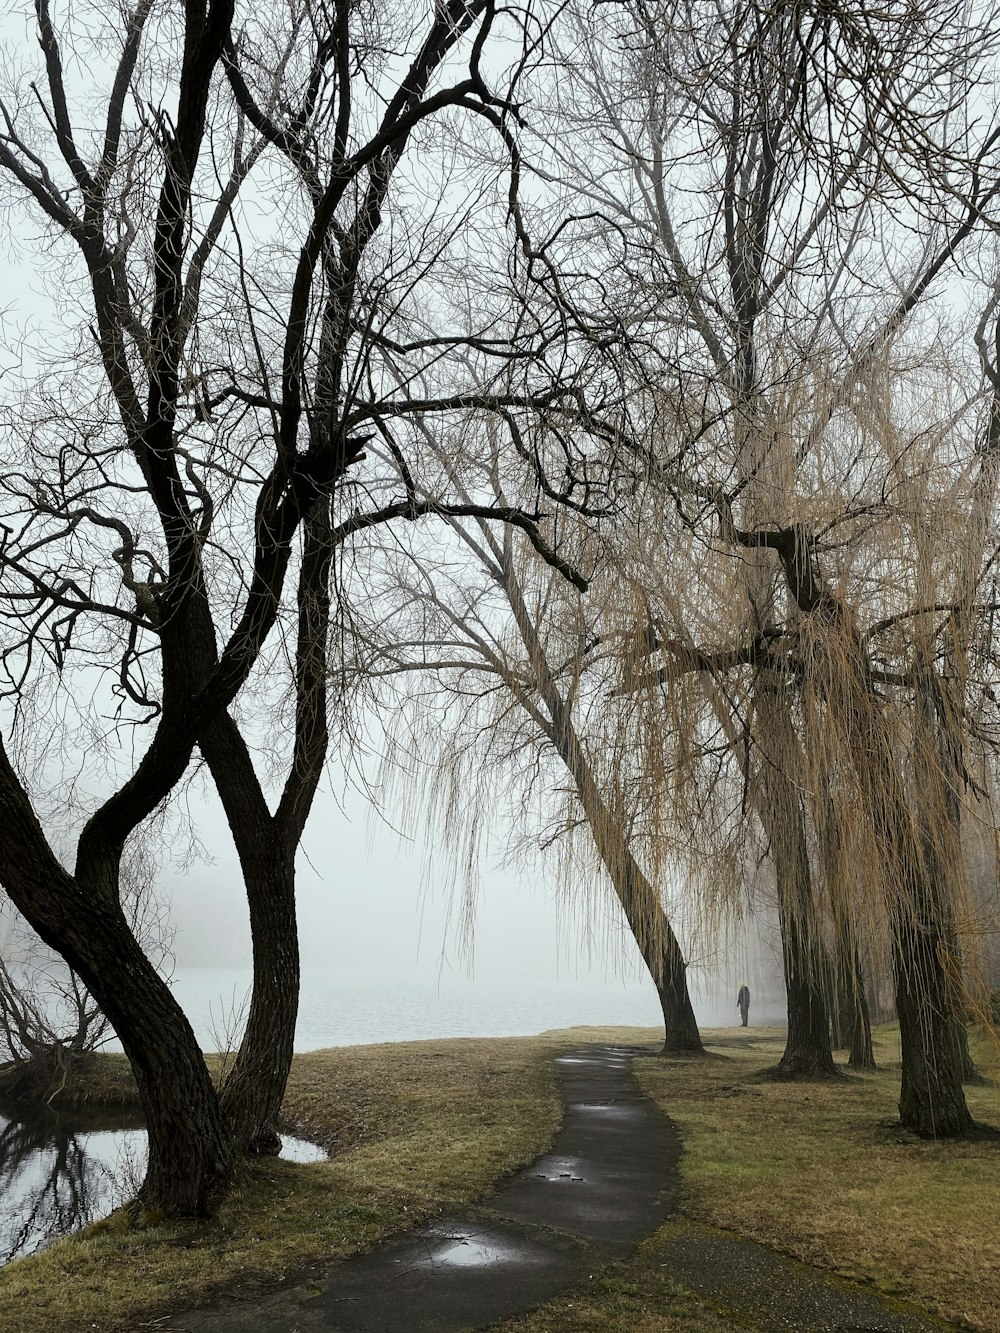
[751,529,972,1128]
[0,743,234,1215]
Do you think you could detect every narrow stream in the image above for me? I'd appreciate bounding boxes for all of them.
[0,1102,325,1267]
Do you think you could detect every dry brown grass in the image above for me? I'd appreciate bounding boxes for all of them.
[3,1023,997,1333]
[0,1033,570,1333]
[0,1051,138,1109]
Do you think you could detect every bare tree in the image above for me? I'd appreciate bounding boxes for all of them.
[0,0,552,1211]
[514,0,1000,1116]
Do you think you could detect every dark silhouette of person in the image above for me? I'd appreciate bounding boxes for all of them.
[737,983,750,1027]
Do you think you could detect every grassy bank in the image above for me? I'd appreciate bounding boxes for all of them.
[0,1051,139,1110]
[637,1026,1000,1332]
[0,1033,572,1333]
[2,1024,997,1333]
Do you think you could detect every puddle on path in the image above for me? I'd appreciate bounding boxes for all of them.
[529,1154,587,1182]
[569,1100,643,1119]
[428,1227,545,1269]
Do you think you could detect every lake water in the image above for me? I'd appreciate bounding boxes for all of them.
[145,964,784,1054]
[157,966,675,1053]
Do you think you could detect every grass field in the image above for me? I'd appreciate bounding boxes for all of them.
[0,1023,997,1332]
[502,1023,1000,1333]
[0,1034,568,1333]
[637,1025,1000,1332]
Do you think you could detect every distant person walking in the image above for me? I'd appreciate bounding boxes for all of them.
[737,983,750,1027]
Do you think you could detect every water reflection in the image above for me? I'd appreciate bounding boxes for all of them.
[0,1103,325,1266]
[0,1102,144,1265]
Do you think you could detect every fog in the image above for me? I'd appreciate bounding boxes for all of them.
[161,773,786,1038]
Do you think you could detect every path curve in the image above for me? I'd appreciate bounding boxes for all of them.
[166,1044,678,1332]
[162,1045,959,1333]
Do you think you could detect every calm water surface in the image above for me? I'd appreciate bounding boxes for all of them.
[162,965,673,1052]
[0,1102,323,1267]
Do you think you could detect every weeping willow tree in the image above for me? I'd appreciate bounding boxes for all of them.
[331,412,712,1052]
[615,328,1000,1125]
[491,0,1000,1127]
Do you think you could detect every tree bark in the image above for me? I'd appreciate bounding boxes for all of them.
[893,894,973,1135]
[848,972,876,1073]
[217,844,298,1154]
[754,690,839,1079]
[0,746,233,1213]
[199,502,332,1154]
[829,912,876,1070]
[97,914,235,1214]
[654,932,705,1054]
[201,713,300,1154]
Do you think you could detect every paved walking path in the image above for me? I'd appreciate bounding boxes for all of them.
[164,1045,961,1333]
[166,1045,677,1332]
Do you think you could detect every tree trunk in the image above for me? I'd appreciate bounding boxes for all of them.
[869,730,973,1130]
[893,895,973,1136]
[774,884,839,1078]
[200,504,330,1154]
[755,694,838,1080]
[217,846,299,1154]
[106,929,235,1215]
[559,734,705,1055]
[0,739,234,1215]
[201,712,301,1155]
[832,912,875,1070]
[653,920,705,1054]
[847,951,876,1072]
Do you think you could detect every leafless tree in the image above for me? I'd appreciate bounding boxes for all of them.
[0,0,573,1211]
[340,420,705,1052]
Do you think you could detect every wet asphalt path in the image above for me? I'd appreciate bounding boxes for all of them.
[165,1045,678,1332]
[162,1045,963,1333]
